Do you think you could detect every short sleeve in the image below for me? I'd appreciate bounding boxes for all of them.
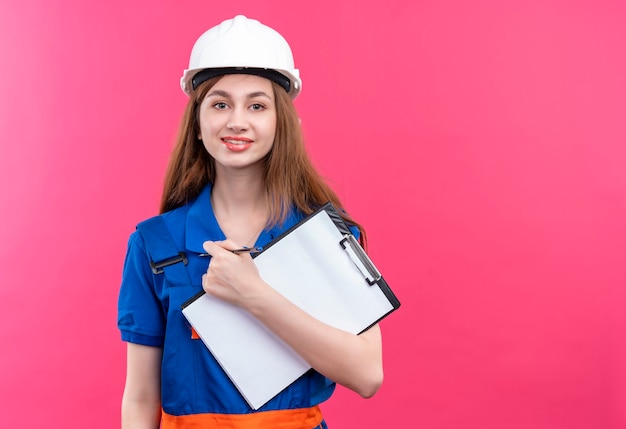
[117,231,166,347]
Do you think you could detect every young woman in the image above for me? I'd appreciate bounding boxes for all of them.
[118,15,383,429]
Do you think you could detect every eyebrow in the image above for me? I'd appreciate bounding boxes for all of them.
[206,89,273,100]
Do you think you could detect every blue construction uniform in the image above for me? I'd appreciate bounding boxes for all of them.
[118,183,349,428]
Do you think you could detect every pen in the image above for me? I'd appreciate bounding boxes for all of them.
[199,246,263,257]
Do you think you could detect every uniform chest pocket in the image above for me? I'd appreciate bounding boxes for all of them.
[158,256,206,314]
[162,261,205,343]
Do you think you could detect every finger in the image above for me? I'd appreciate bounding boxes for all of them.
[202,239,240,255]
[202,272,219,296]
[202,240,227,256]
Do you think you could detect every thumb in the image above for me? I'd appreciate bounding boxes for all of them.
[202,239,239,255]
[202,240,222,256]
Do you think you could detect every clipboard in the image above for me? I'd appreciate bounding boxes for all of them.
[181,203,400,409]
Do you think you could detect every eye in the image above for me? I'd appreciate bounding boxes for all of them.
[213,102,228,110]
[249,103,265,111]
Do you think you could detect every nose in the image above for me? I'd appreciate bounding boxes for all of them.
[227,107,248,132]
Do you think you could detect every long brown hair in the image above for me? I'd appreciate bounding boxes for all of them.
[160,76,367,247]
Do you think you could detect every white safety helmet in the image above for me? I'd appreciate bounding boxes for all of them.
[180,15,302,99]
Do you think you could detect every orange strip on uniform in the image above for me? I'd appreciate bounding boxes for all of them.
[162,405,323,429]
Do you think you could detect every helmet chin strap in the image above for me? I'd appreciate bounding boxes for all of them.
[191,67,291,93]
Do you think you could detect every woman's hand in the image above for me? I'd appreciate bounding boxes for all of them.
[201,240,269,308]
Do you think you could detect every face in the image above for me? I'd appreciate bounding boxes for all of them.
[198,74,277,175]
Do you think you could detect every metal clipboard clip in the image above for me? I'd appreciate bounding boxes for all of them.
[339,234,381,285]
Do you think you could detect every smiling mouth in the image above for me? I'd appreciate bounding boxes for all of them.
[222,137,253,152]
[222,137,253,145]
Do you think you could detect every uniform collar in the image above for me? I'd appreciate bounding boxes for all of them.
[184,183,301,255]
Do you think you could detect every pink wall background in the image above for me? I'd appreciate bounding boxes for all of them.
[1,1,625,428]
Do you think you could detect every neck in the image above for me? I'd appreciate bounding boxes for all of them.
[210,170,269,246]
[211,170,266,215]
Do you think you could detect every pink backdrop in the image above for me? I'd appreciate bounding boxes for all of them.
[1,1,625,428]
